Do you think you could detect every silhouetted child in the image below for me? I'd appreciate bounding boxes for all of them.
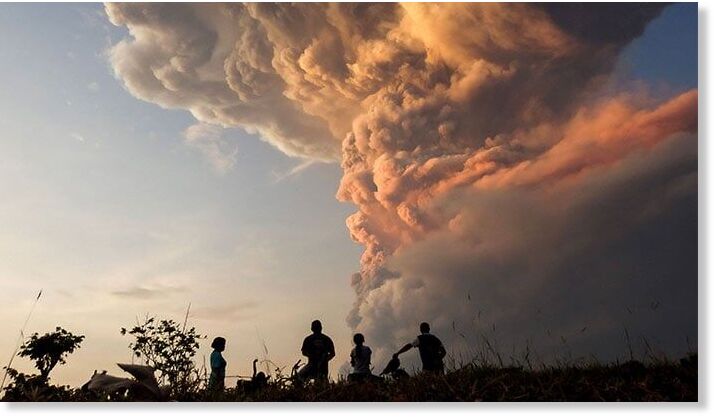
[251,358,268,391]
[236,359,268,394]
[208,337,227,391]
[348,333,374,382]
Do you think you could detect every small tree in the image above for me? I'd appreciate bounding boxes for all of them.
[18,327,84,379]
[121,317,203,395]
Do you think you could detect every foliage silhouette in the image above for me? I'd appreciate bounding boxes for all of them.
[2,326,84,401]
[18,327,84,379]
[120,317,204,397]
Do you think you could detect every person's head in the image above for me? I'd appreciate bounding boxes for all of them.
[311,320,322,334]
[420,322,430,334]
[255,371,267,382]
[353,333,365,346]
[211,336,226,352]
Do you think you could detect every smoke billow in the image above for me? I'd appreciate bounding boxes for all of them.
[107,3,697,364]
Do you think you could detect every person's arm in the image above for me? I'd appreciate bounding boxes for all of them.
[326,337,335,361]
[301,337,310,357]
[438,341,447,359]
[394,343,413,357]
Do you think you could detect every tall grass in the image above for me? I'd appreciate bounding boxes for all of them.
[0,290,42,392]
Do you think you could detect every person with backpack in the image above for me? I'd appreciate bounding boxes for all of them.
[393,322,447,374]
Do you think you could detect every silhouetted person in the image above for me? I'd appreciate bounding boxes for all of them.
[298,320,335,382]
[251,358,268,391]
[208,337,227,391]
[394,322,446,374]
[348,333,375,382]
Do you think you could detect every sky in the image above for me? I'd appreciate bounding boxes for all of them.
[0,3,697,387]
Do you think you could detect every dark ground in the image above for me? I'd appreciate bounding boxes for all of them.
[2,354,697,402]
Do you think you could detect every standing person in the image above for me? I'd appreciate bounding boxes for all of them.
[298,320,335,382]
[208,337,227,391]
[349,333,374,382]
[394,322,447,374]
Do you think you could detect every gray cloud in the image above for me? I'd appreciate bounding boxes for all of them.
[183,123,239,174]
[359,134,696,367]
[111,285,187,300]
[106,3,339,160]
[191,301,258,322]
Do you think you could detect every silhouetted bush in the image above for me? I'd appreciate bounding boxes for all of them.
[120,317,204,398]
[18,327,85,379]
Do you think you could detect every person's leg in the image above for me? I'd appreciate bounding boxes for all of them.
[352,373,367,382]
[422,366,444,375]
[318,362,329,382]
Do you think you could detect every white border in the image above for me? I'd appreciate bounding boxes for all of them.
[0,1,708,417]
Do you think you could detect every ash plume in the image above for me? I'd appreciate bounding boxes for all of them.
[106,3,697,365]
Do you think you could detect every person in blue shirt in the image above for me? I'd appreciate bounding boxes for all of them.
[208,337,227,391]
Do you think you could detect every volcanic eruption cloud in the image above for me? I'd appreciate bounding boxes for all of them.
[107,3,697,363]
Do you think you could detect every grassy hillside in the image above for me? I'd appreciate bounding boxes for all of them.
[209,356,697,402]
[2,354,697,402]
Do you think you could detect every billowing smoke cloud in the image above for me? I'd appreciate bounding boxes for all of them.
[106,3,697,365]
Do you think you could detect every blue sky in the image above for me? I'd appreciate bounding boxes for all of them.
[621,3,697,90]
[0,3,698,386]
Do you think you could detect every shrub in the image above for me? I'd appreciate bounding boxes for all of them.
[18,327,85,379]
[120,317,204,397]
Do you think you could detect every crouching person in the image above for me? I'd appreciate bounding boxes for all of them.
[250,358,268,391]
